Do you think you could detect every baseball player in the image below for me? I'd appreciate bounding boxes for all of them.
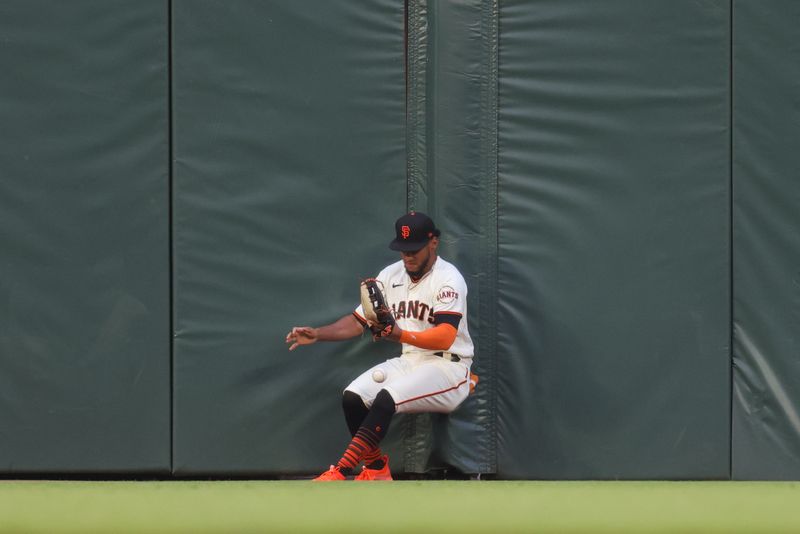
[285,211,475,481]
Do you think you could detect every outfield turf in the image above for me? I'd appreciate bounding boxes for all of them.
[1,480,799,533]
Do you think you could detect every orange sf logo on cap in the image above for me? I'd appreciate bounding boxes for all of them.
[401,225,411,239]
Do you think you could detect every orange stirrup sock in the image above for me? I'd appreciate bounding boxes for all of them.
[335,390,395,474]
[336,428,380,473]
[362,447,385,469]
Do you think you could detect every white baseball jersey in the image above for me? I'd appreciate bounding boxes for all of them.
[354,256,474,359]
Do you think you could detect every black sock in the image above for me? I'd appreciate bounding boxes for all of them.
[342,391,369,437]
[360,389,396,441]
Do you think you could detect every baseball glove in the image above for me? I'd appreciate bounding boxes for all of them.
[360,278,396,339]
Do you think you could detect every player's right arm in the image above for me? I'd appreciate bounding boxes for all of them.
[285,313,363,351]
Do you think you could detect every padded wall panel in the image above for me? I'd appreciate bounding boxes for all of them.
[172,0,406,474]
[409,0,498,475]
[496,0,731,479]
[731,0,800,480]
[0,1,170,472]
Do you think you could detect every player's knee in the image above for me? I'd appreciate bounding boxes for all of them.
[373,389,397,415]
[342,390,367,412]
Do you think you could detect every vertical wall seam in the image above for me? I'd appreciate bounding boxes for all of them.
[728,0,735,481]
[424,0,438,217]
[406,0,427,212]
[479,0,500,475]
[404,0,410,211]
[167,0,175,475]
[491,0,500,476]
[404,0,429,472]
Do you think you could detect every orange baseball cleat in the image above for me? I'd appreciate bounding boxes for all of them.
[313,465,346,481]
[355,456,393,481]
[469,372,479,394]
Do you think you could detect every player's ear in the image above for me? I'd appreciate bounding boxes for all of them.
[431,228,441,245]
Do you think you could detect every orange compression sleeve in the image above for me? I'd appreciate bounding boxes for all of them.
[398,323,457,351]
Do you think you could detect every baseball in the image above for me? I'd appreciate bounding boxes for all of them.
[372,369,386,383]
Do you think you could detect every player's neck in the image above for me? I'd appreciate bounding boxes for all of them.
[408,255,437,283]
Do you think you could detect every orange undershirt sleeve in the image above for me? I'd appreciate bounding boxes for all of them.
[398,323,457,351]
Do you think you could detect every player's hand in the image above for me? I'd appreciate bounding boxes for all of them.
[286,326,318,351]
[385,325,402,342]
[369,322,402,342]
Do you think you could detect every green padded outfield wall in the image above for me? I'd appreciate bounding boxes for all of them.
[405,0,498,475]
[0,1,170,472]
[4,0,800,480]
[496,0,731,479]
[172,0,407,475]
[732,0,800,480]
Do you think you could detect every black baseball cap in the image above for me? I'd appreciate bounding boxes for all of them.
[389,211,440,252]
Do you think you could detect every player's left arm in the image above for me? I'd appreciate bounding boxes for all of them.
[397,323,457,350]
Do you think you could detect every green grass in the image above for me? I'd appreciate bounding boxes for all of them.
[1,480,799,533]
